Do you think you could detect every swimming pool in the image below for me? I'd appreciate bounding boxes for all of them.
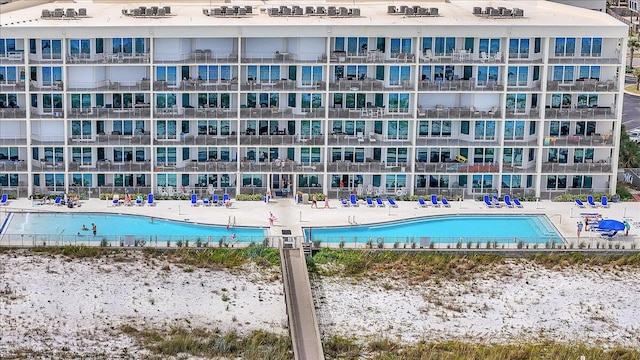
[304,215,563,244]
[0,212,267,245]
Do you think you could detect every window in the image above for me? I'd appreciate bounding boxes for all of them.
[300,120,322,136]
[112,38,135,54]
[479,38,500,55]
[301,93,322,110]
[434,37,455,55]
[420,120,451,137]
[508,38,529,59]
[477,66,499,85]
[155,93,176,109]
[572,175,593,189]
[504,121,525,140]
[0,173,18,187]
[69,39,90,55]
[0,147,19,161]
[385,174,406,190]
[387,121,409,140]
[507,66,528,87]
[0,39,16,56]
[501,174,522,189]
[300,148,321,163]
[156,120,177,139]
[41,39,62,60]
[575,121,596,136]
[552,66,574,83]
[41,93,63,110]
[580,37,602,57]
[390,38,412,54]
[71,147,92,166]
[70,94,91,109]
[40,66,63,86]
[546,175,567,189]
[155,147,177,165]
[156,66,177,84]
[198,65,232,82]
[388,93,409,113]
[472,174,493,191]
[578,66,600,80]
[503,148,523,167]
[506,93,527,113]
[246,65,280,83]
[0,66,18,84]
[71,121,92,139]
[550,93,572,108]
[389,66,411,86]
[577,94,598,108]
[301,66,322,86]
[0,93,18,108]
[474,121,496,140]
[554,38,576,56]
[386,147,408,164]
[338,65,367,81]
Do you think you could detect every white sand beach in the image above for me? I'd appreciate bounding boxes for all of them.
[0,251,287,357]
[313,260,640,348]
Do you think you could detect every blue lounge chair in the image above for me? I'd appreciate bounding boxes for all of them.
[0,193,7,206]
[587,195,597,208]
[601,196,609,208]
[203,197,212,206]
[147,193,156,206]
[387,198,398,208]
[223,193,230,204]
[190,194,199,206]
[212,194,220,206]
[349,194,359,207]
[340,198,349,207]
[376,198,385,207]
[366,198,375,207]
[575,199,585,208]
[135,196,143,206]
[417,198,427,208]
[483,195,494,208]
[430,194,440,207]
[441,197,451,207]
[513,198,523,208]
[504,195,514,208]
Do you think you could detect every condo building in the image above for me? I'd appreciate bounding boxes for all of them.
[0,1,628,200]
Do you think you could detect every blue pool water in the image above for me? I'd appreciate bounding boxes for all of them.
[1,212,266,243]
[305,215,563,244]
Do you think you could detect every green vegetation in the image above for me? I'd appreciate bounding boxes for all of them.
[235,194,264,201]
[16,245,280,268]
[323,337,640,360]
[310,250,640,280]
[121,325,291,359]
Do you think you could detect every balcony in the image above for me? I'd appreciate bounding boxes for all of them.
[178,161,238,173]
[541,162,612,173]
[328,133,409,146]
[544,107,615,119]
[0,108,27,119]
[547,56,621,65]
[155,108,237,119]
[155,79,237,91]
[31,160,64,171]
[67,134,151,145]
[417,106,502,119]
[93,161,152,172]
[170,134,236,146]
[414,137,500,147]
[239,108,324,119]
[0,51,25,64]
[67,53,151,64]
[414,162,500,174]
[66,108,150,119]
[418,80,504,92]
[240,161,324,173]
[239,135,324,146]
[546,80,617,92]
[0,160,26,171]
[328,79,384,91]
[543,134,614,147]
[67,79,150,92]
[0,136,27,146]
[326,161,410,173]
[0,82,26,91]
[328,108,411,119]
[154,52,237,64]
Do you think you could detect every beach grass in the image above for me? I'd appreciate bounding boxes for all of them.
[16,245,281,268]
[121,325,291,359]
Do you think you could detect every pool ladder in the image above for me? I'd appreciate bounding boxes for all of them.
[348,215,357,225]
[227,216,236,228]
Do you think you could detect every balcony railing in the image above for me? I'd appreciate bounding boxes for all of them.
[66,108,150,119]
[0,82,26,91]
[68,134,152,145]
[417,107,502,119]
[546,80,617,92]
[68,161,153,172]
[414,162,500,173]
[239,108,325,119]
[0,108,27,119]
[0,137,28,146]
[0,160,26,171]
[239,135,324,146]
[326,161,409,173]
[543,134,614,146]
[547,56,621,65]
[544,107,615,119]
[67,79,150,91]
[541,162,612,173]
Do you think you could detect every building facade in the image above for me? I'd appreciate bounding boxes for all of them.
[0,1,628,200]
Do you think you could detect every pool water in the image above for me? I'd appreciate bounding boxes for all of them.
[1,212,266,243]
[305,215,563,244]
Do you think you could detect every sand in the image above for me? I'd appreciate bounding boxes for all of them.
[312,260,640,348]
[0,251,287,357]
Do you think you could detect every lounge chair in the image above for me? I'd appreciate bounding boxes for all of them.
[492,195,502,208]
[212,194,221,206]
[147,193,156,206]
[349,194,359,207]
[223,193,230,204]
[601,196,609,208]
[513,198,523,208]
[203,197,212,206]
[430,194,440,207]
[366,198,375,207]
[376,198,385,207]
[587,195,597,208]
[190,194,199,206]
[0,193,7,206]
[483,195,494,208]
[504,195,514,208]
[340,198,349,207]
[574,199,585,208]
[417,198,427,208]
[387,198,398,208]
[441,197,451,207]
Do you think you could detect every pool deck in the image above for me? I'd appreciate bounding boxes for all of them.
[1,197,639,246]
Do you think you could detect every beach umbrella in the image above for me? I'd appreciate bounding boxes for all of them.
[595,219,625,231]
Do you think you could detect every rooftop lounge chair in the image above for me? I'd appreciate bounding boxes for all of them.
[340,198,349,207]
[587,195,597,208]
[147,193,156,206]
[430,194,440,207]
[190,194,199,206]
[483,195,494,208]
[376,198,385,207]
[504,195,514,208]
[513,198,523,208]
[350,194,359,207]
[0,193,7,206]
[366,198,375,207]
[601,196,609,208]
[574,198,585,208]
[417,198,427,208]
[387,198,398,208]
